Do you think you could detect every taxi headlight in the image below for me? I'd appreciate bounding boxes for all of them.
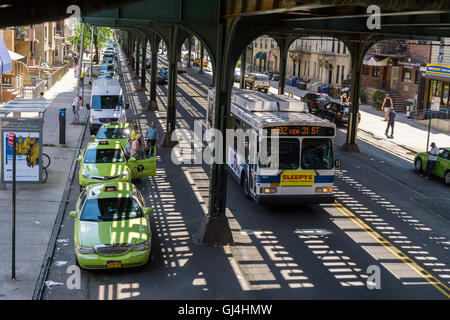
[119,170,129,178]
[132,241,149,252]
[76,244,95,254]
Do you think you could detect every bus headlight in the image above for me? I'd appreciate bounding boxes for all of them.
[315,187,333,193]
[260,187,277,194]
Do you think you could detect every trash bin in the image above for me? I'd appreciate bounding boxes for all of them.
[291,77,297,86]
[298,81,307,90]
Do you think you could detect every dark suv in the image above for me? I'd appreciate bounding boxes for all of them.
[157,67,168,84]
[316,98,350,126]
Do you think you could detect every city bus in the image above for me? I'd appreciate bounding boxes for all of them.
[207,88,340,204]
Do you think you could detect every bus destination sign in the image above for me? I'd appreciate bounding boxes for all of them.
[269,126,335,137]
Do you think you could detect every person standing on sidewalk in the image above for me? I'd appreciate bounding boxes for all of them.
[425,142,440,179]
[385,108,396,138]
[381,94,393,121]
[145,122,158,156]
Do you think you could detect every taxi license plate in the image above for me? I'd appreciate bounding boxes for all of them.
[107,261,122,269]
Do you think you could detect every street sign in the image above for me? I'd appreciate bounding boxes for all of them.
[1,118,43,184]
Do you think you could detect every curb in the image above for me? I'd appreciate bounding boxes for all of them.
[358,127,418,155]
[32,111,88,300]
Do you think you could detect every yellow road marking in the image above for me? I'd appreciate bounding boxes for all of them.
[333,201,450,299]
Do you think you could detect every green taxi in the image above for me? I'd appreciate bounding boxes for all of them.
[77,140,156,189]
[414,147,450,185]
[93,122,131,149]
[70,182,152,269]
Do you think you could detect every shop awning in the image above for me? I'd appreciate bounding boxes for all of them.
[398,56,427,69]
[363,55,390,67]
[0,34,12,74]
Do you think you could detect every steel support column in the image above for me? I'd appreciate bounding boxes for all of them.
[139,37,147,90]
[147,33,160,111]
[187,37,192,68]
[199,44,204,74]
[343,39,371,152]
[239,49,246,89]
[276,38,289,95]
[194,23,233,246]
[134,34,140,79]
[161,26,179,148]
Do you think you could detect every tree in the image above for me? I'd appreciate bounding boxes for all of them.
[67,23,113,63]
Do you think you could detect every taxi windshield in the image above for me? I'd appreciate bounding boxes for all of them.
[97,127,130,140]
[80,198,143,222]
[84,148,125,163]
[91,95,123,110]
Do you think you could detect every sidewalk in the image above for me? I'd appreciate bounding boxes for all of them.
[0,66,89,299]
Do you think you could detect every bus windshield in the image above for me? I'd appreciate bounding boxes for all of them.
[260,138,300,170]
[91,95,123,110]
[301,138,334,170]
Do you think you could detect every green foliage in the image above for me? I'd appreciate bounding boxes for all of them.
[372,90,386,108]
[67,23,112,51]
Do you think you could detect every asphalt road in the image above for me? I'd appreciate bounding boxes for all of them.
[42,48,450,300]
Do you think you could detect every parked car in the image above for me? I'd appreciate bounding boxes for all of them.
[234,68,241,82]
[303,92,330,113]
[414,147,450,185]
[315,99,350,126]
[157,67,168,84]
[177,61,187,73]
[245,73,270,93]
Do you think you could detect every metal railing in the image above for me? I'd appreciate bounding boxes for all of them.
[410,109,450,121]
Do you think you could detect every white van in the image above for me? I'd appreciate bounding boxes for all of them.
[87,79,129,134]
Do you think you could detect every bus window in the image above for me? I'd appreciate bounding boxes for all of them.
[301,138,333,170]
[279,139,300,170]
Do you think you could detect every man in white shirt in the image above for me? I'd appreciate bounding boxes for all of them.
[425,142,439,179]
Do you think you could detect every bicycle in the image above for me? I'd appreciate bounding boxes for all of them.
[41,153,50,183]
[42,153,51,169]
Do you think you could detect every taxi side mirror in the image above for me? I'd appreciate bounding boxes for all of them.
[144,207,153,216]
[69,211,77,218]
[76,157,82,162]
[335,159,342,168]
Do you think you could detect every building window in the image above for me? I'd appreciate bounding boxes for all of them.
[414,70,420,85]
[402,68,412,83]
[336,65,340,83]
[271,40,274,48]
[362,64,370,75]
[44,26,48,40]
[372,66,380,77]
[265,39,268,49]
[341,66,345,81]
[343,45,347,54]
[332,40,335,53]
[337,42,341,54]
[260,39,263,48]
[254,41,258,49]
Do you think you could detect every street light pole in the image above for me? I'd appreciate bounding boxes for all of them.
[89,26,94,85]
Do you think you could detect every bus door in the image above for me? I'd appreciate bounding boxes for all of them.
[249,134,258,196]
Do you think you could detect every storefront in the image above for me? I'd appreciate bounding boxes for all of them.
[423,64,450,111]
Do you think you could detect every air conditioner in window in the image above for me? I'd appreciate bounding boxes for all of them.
[437,53,444,62]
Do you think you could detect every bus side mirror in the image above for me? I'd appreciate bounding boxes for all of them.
[335,159,342,168]
[86,103,90,110]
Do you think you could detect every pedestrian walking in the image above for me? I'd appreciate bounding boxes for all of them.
[125,138,133,157]
[145,122,159,156]
[425,142,440,179]
[72,96,81,114]
[130,134,147,159]
[381,94,393,120]
[385,108,396,138]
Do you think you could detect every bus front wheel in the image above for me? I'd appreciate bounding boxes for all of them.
[242,174,251,200]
